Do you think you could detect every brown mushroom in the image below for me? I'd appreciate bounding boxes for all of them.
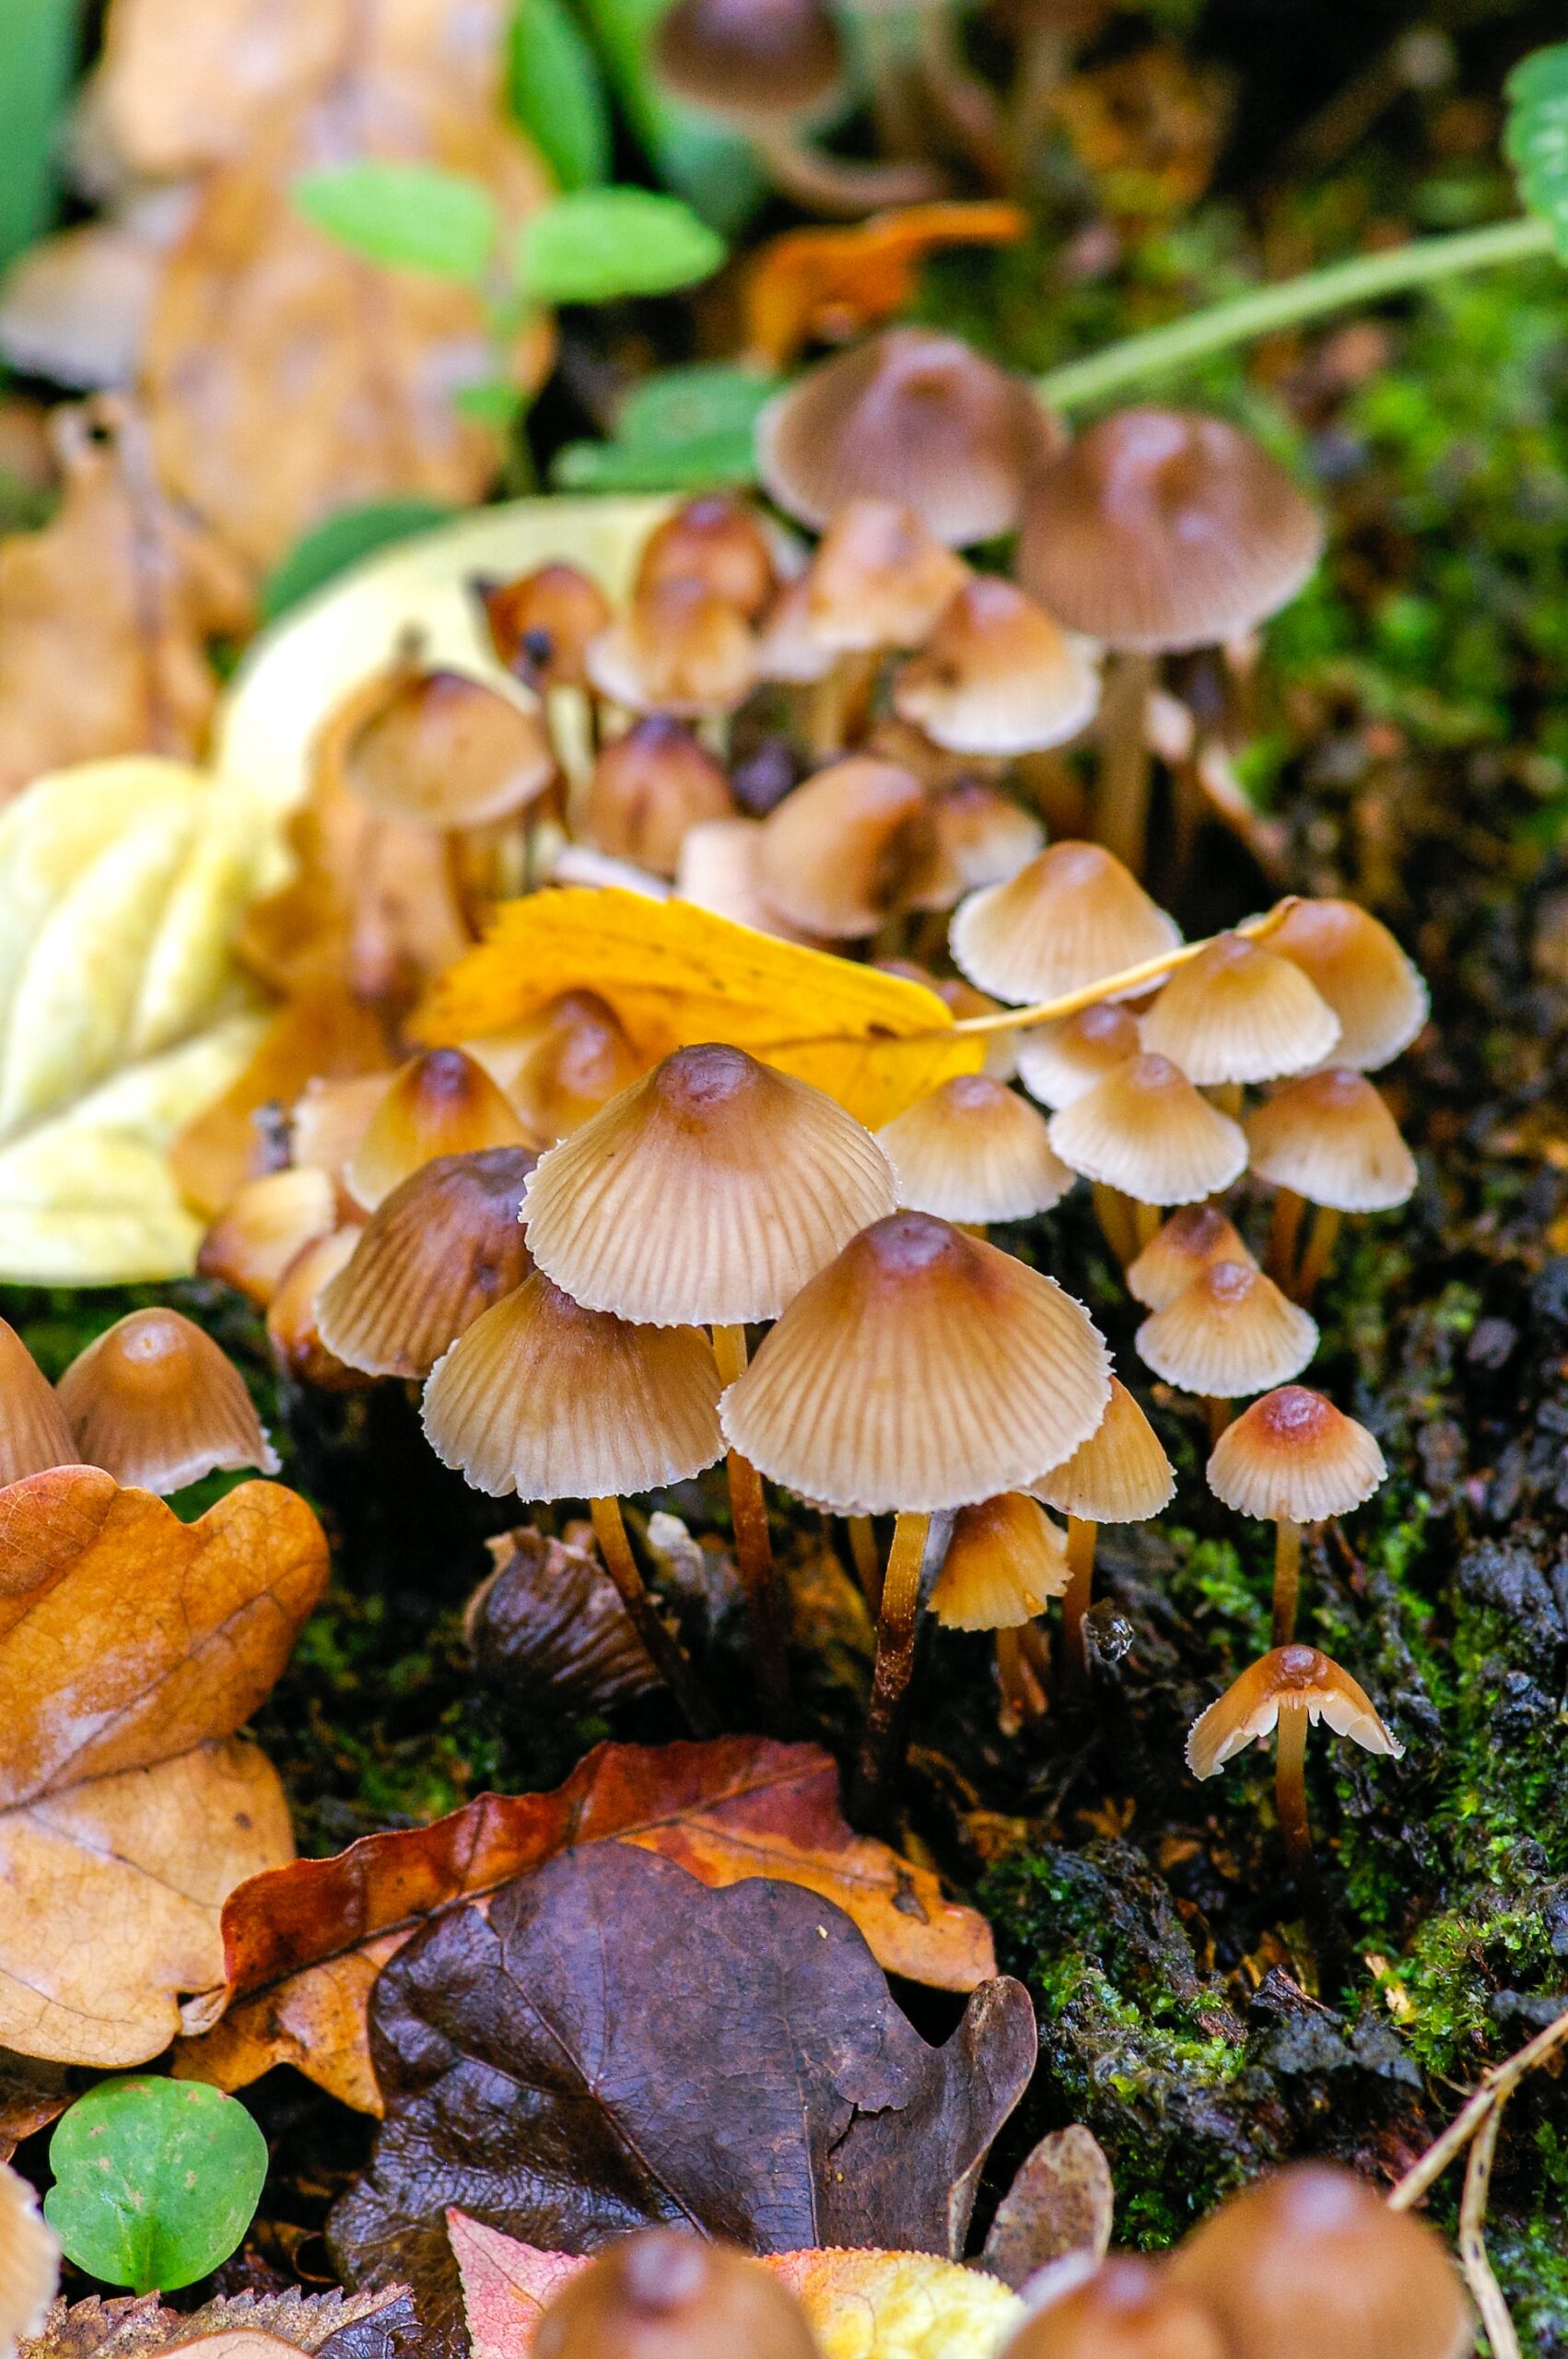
[950,841,1180,1007]
[1047,1052,1247,1258]
[0,1316,78,1485]
[345,1048,532,1211]
[1032,1376,1174,1686]
[474,560,614,693]
[266,1226,372,1393]
[1267,898,1429,1072]
[535,2228,823,2359]
[1187,1646,1401,1883]
[876,1074,1074,1228]
[477,990,649,1146]
[929,1490,1071,1738]
[198,1166,338,1309]
[587,578,758,718]
[1014,1001,1143,1111]
[998,2254,1228,2359]
[316,1147,536,1379]
[1125,1203,1256,1310]
[1140,933,1341,1111]
[893,575,1101,756]
[635,494,778,619]
[755,756,950,940]
[56,1308,279,1493]
[1208,1385,1386,1644]
[584,716,736,877]
[1135,1261,1318,1438]
[800,499,968,757]
[1246,1068,1418,1304]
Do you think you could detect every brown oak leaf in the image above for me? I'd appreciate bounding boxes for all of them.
[465,1525,662,1718]
[20,2286,417,2359]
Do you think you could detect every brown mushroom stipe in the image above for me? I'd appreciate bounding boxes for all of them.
[424,1274,721,1733]
[755,328,1050,545]
[534,2228,823,2359]
[584,716,736,877]
[0,1316,79,1485]
[586,578,758,718]
[1188,1645,1401,1884]
[1268,898,1430,1072]
[876,1074,1074,1226]
[755,756,949,939]
[1208,1386,1387,1644]
[1033,1376,1175,1687]
[635,495,778,620]
[333,663,557,832]
[1015,1001,1143,1110]
[345,1048,532,1211]
[56,1309,279,1493]
[198,1166,338,1309]
[998,2254,1229,2359]
[316,1148,537,1379]
[474,560,614,693]
[478,991,649,1146]
[1135,1261,1318,1424]
[893,575,1101,756]
[1247,1067,1419,1305]
[1171,2161,1469,2359]
[950,841,1181,1007]
[1047,1055,1248,1239]
[930,1492,1070,1630]
[267,1227,370,1392]
[1125,1203,1257,1310]
[1140,933,1341,1094]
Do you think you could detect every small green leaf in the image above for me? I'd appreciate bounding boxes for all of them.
[260,497,458,623]
[1505,41,1568,259]
[615,362,778,452]
[293,162,498,281]
[0,0,81,269]
[452,379,527,429]
[44,2078,268,2294]
[509,0,613,191]
[516,186,724,304]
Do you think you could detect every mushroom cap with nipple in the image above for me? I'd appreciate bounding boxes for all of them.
[1267,898,1429,1071]
[345,1048,532,1211]
[1140,933,1340,1086]
[802,498,969,653]
[1186,1644,1401,1778]
[584,716,735,879]
[635,493,778,619]
[1207,1385,1386,1523]
[474,560,613,692]
[56,1308,279,1493]
[755,756,951,938]
[1047,1053,1247,1206]
[1032,1375,1175,1523]
[997,2254,1228,2359]
[950,841,1181,1006]
[475,990,649,1147]
[876,1074,1075,1224]
[0,1316,79,1485]
[586,578,758,717]
[1015,1001,1143,1110]
[316,1147,536,1379]
[334,663,556,829]
[1135,1261,1318,1400]
[893,574,1101,756]
[535,2227,824,2359]
[1125,1203,1256,1309]
[1245,1068,1417,1212]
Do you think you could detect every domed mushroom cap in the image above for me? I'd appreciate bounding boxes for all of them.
[535,2228,823,2359]
[755,575,837,686]
[585,716,735,878]
[893,575,1102,755]
[1169,2160,1465,2359]
[636,494,778,619]
[720,1210,1111,1515]
[1136,1261,1317,1399]
[930,1491,1071,1630]
[346,1049,532,1211]
[876,1074,1074,1223]
[1015,1002,1143,1110]
[803,499,970,654]
[1126,1203,1256,1310]
[1047,1054,1247,1206]
[478,991,649,1146]
[334,664,556,829]
[756,327,1050,546]
[316,1147,537,1379]
[522,1044,897,1326]
[587,578,758,718]
[756,757,949,938]
[1019,407,1324,651]
[654,0,843,127]
[475,560,614,692]
[951,841,1181,1005]
[931,781,1044,894]
[1000,2255,1228,2359]
[57,1308,279,1493]
[1268,898,1429,1071]
[198,1166,339,1309]
[1032,1374,1175,1523]
[1246,1069,1417,1213]
[423,1274,723,1501]
[0,1316,78,1485]
[1141,934,1340,1086]
[1186,1647,1402,1780]
[1207,1385,1386,1522]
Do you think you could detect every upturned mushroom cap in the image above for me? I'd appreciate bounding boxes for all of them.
[719,1210,1111,1514]
[423,1274,723,1500]
[930,781,1045,893]
[335,664,556,828]
[802,499,970,653]
[1019,407,1324,651]
[522,1044,897,1326]
[587,578,758,717]
[1268,898,1429,1071]
[475,560,614,691]
[1187,1646,1402,1780]
[1245,1069,1417,1213]
[346,1049,532,1210]
[585,716,735,878]
[950,841,1181,1005]
[1136,1262,1318,1400]
[635,494,778,618]
[654,0,843,128]
[999,2255,1228,2359]
[1015,1002,1143,1109]
[930,1492,1071,1629]
[876,1074,1074,1223]
[1207,1385,1386,1522]
[1047,1054,1248,1205]
[1126,1203,1257,1310]
[477,991,649,1146]
[1140,934,1340,1086]
[756,327,1050,545]
[535,2228,823,2359]
[1169,2161,1466,2359]
[316,1147,537,1379]
[755,757,949,938]
[57,1309,279,1492]
[1032,1374,1175,1523]
[198,1166,338,1309]
[893,576,1102,755]
[0,1316,78,1485]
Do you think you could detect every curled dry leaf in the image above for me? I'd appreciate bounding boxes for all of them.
[0,1466,328,2067]
[327,1845,1036,2356]
[466,1525,662,1716]
[979,2126,1115,2291]
[0,2056,73,2165]
[173,1736,996,2113]
[18,2283,418,2359]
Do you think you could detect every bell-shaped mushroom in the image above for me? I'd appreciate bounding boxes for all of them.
[316,1147,536,1379]
[1246,1068,1418,1305]
[587,578,758,718]
[57,1308,279,1493]
[1014,1001,1142,1111]
[0,1316,78,1485]
[998,2254,1228,2359]
[1047,1052,1247,1261]
[1208,1385,1386,1643]
[1141,933,1340,1105]
[952,841,1181,1007]
[1267,898,1429,1072]
[535,2227,823,2359]
[877,1074,1074,1229]
[893,575,1101,756]
[1125,1203,1256,1310]
[345,1048,532,1211]
[1136,1261,1318,1436]
[584,716,735,878]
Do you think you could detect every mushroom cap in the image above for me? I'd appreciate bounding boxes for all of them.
[476,991,649,1147]
[1140,934,1340,1086]
[930,1491,1071,1630]
[1047,1053,1248,1205]
[756,327,1050,546]
[654,0,843,127]
[930,781,1045,894]
[337,665,556,828]
[316,1147,537,1379]
[290,1072,392,1187]
[423,1274,723,1501]
[635,494,778,619]
[1000,2255,1228,2359]
[719,1209,1111,1514]
[522,1043,897,1326]
[1126,1203,1257,1310]
[198,1166,338,1309]
[56,1308,279,1493]
[893,576,1102,755]
[877,958,1018,1081]
[1135,1261,1317,1399]
[585,716,736,879]
[755,575,837,686]
[951,840,1181,1005]
[1032,1374,1175,1523]
[755,757,949,938]
[803,499,970,654]
[0,1316,79,1485]
[1207,1385,1386,1522]
[535,2228,823,2359]
[266,1226,369,1393]
[1245,1068,1417,1213]
[1169,2161,1466,2359]
[1268,898,1429,1071]
[876,1074,1074,1223]
[474,560,614,692]
[1019,407,1324,651]
[1186,1645,1403,1779]
[1015,1002,1143,1109]
[587,578,758,717]
[346,1050,532,1211]
[675,816,824,945]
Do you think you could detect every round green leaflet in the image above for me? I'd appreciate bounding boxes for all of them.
[44,2077,268,2294]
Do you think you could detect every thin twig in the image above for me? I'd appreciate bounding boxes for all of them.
[1388,2002,1568,2212]
[1458,2101,1518,2359]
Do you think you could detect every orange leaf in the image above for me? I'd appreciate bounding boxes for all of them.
[744,204,1027,368]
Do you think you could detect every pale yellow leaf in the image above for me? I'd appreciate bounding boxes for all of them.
[770,2250,1024,2359]
[128,792,269,1058]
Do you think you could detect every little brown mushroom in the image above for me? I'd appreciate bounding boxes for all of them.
[0,1316,78,1484]
[1188,1645,1401,1883]
[535,2228,823,2359]
[57,1308,278,1493]
[316,1148,536,1379]
[1246,1067,1418,1304]
[1136,1262,1318,1439]
[345,1049,532,1211]
[1032,1376,1174,1687]
[1208,1385,1386,1644]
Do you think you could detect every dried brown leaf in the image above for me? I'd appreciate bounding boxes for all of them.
[19,2286,416,2359]
[980,2125,1115,2290]
[466,1525,661,1717]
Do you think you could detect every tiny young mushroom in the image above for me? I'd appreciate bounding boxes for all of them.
[876,1073,1074,1232]
[198,1165,338,1309]
[583,715,736,878]
[635,494,778,621]
[1125,1202,1257,1310]
[1046,1052,1247,1262]
[1186,1644,1401,1884]
[998,2254,1228,2359]
[930,780,1045,895]
[534,2227,824,2359]
[1246,1067,1418,1305]
[0,1315,78,1483]
[587,577,758,720]
[345,1047,532,1211]
[1135,1261,1318,1440]
[1032,1375,1175,1689]
[475,990,649,1146]
[1139,933,1341,1116]
[1014,1000,1142,1109]
[1267,897,1430,1072]
[951,840,1181,1009]
[755,756,951,942]
[56,1307,279,1492]
[1208,1384,1386,1644]
[892,574,1101,757]
[928,1492,1071,1731]
[473,559,614,693]
[799,498,968,755]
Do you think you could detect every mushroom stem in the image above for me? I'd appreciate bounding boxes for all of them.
[1206,1395,1232,1445]
[1060,1513,1099,1692]
[848,1513,883,1610]
[807,650,880,760]
[1268,1185,1306,1285]
[995,1625,1048,1732]
[1091,1182,1137,1268]
[1132,1198,1162,1251]
[1272,1517,1303,1645]
[712,1322,792,1722]
[1273,1695,1316,1882]
[1009,24,1070,174]
[915,0,1011,188]
[755,129,944,219]
[1096,650,1157,874]
[590,1496,717,1737]
[1292,1205,1343,1306]
[1211,1081,1244,1120]
[854,1508,932,1820]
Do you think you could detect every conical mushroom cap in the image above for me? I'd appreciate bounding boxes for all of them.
[802,499,970,654]
[57,1308,279,1493]
[1207,1385,1386,1522]
[535,2228,823,2359]
[1015,1002,1142,1109]
[930,1492,1071,1630]
[0,1317,78,1485]
[1136,1261,1317,1399]
[951,841,1181,1005]
[1047,1054,1247,1205]
[475,560,613,692]
[290,1072,392,1185]
[1268,898,1429,1071]
[585,716,735,878]
[1032,1375,1175,1523]
[720,1210,1111,1514]
[755,757,949,938]
[346,1049,532,1210]
[523,1044,897,1326]
[424,1274,723,1500]
[755,575,837,686]
[317,1147,537,1379]
[0,2160,59,2355]
[1019,407,1323,651]
[1140,934,1340,1086]
[654,0,843,126]
[476,991,649,1147]
[1186,1646,1403,1779]
[876,1074,1074,1223]
[587,579,757,717]
[931,781,1044,894]
[894,576,1101,755]
[636,495,778,618]
[334,663,556,829]
[999,2255,1228,2359]
[198,1167,338,1309]
[1126,1203,1256,1310]
[1246,1068,1417,1212]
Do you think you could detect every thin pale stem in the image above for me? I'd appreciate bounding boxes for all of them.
[1272,1518,1303,1646]
[848,1514,883,1611]
[712,1323,791,1723]
[1293,1204,1343,1306]
[590,1496,716,1736]
[1097,650,1157,874]
[1273,1697,1315,1883]
[995,1625,1048,1734]
[1091,1182,1138,1268]
[756,129,942,218]
[1211,1080,1244,1120]
[1458,2102,1519,2359]
[1268,1186,1306,1285]
[1132,1198,1162,1251]
[854,1508,932,1821]
[1059,1515,1098,1694]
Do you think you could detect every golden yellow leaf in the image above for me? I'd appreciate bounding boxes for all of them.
[771,2250,1024,2359]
